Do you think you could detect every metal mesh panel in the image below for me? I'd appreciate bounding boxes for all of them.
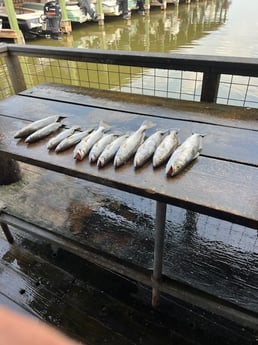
[2,51,258,109]
[217,75,258,108]
[19,55,203,101]
[0,57,15,100]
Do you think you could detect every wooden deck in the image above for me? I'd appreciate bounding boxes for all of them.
[0,83,258,343]
[0,163,257,344]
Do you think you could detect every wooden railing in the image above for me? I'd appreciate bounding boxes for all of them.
[1,43,258,107]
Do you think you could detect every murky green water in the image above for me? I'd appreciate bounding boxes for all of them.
[28,0,258,59]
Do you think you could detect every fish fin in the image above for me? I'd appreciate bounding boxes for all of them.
[71,125,81,131]
[99,120,112,129]
[192,151,201,160]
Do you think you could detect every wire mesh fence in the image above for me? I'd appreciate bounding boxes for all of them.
[1,48,258,109]
[0,56,15,100]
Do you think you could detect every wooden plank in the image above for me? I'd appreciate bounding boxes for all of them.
[2,231,256,344]
[0,115,257,229]
[0,29,18,39]
[19,83,258,130]
[0,98,258,167]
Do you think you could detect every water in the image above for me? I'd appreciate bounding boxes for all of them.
[29,0,258,58]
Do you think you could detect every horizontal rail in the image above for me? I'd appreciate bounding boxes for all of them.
[6,44,258,76]
[1,43,258,106]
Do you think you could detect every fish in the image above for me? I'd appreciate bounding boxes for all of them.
[114,120,156,168]
[55,128,93,153]
[165,133,203,177]
[47,125,81,150]
[152,130,179,168]
[88,133,119,163]
[133,130,166,168]
[24,122,63,143]
[73,120,111,161]
[14,115,61,139]
[97,134,129,168]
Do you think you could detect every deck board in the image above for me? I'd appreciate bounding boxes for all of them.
[0,84,258,334]
[0,111,257,229]
[1,163,258,315]
[0,226,257,345]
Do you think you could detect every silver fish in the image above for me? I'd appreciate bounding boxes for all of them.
[165,133,203,176]
[134,130,166,168]
[14,115,60,139]
[114,120,156,168]
[97,134,129,168]
[25,122,63,143]
[47,125,81,150]
[153,130,179,168]
[89,133,119,163]
[74,120,111,161]
[55,128,93,153]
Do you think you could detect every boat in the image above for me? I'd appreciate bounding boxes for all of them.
[0,7,43,39]
[22,1,94,23]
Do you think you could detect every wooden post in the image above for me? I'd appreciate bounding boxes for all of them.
[5,53,27,94]
[59,0,72,33]
[201,71,220,103]
[3,0,25,44]
[145,0,150,11]
[96,0,104,25]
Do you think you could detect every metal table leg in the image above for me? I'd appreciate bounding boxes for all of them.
[152,201,167,307]
[0,222,14,244]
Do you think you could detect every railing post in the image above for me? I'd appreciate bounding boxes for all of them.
[201,71,221,103]
[5,54,27,94]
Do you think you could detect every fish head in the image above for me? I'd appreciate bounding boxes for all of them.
[97,157,104,168]
[166,163,181,176]
[114,156,122,168]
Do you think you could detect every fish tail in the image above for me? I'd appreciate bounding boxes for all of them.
[140,120,156,130]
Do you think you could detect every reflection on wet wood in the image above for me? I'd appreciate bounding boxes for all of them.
[1,163,257,315]
[0,227,257,345]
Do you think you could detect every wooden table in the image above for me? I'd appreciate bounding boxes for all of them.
[0,83,258,327]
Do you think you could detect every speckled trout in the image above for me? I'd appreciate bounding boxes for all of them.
[73,121,111,161]
[89,133,119,163]
[97,134,129,168]
[165,133,203,177]
[55,128,93,153]
[152,130,179,168]
[47,125,80,150]
[114,120,156,168]
[25,122,63,143]
[134,130,166,168]
[14,115,60,139]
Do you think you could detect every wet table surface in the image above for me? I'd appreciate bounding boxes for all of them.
[0,83,258,329]
[0,83,258,229]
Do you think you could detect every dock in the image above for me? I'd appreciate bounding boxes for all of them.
[0,43,258,344]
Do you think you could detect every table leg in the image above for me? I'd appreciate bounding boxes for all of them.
[152,201,167,307]
[1,222,14,244]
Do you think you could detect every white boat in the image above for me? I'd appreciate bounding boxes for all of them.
[22,1,95,23]
[0,7,43,39]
